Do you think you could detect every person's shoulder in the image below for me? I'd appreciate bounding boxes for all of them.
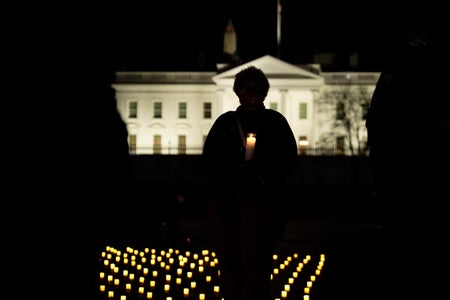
[265,109,287,120]
[214,110,236,123]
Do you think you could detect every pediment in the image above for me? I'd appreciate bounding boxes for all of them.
[212,55,324,87]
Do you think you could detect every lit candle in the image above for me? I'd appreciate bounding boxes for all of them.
[245,133,256,161]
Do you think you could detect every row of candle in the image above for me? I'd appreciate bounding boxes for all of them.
[98,245,326,300]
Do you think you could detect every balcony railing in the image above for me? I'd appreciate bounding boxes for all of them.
[129,145,369,156]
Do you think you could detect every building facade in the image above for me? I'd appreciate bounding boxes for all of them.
[113,55,379,155]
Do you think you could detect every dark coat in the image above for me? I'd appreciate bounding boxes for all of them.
[202,105,298,203]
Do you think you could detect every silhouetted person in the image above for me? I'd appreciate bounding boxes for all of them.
[366,25,450,300]
[202,66,298,300]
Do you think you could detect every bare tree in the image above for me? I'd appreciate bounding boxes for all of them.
[316,84,373,156]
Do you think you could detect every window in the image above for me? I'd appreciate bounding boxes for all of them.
[299,103,307,119]
[361,103,369,120]
[153,135,162,154]
[179,102,187,119]
[128,101,137,118]
[336,102,345,120]
[178,135,186,154]
[129,134,137,154]
[203,102,211,119]
[336,136,345,155]
[154,102,162,118]
[269,102,278,111]
[298,136,308,155]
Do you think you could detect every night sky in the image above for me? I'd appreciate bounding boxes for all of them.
[98,1,448,72]
[11,1,448,74]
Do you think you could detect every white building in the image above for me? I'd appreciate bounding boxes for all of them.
[113,55,379,155]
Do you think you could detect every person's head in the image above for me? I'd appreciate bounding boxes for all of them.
[233,66,270,110]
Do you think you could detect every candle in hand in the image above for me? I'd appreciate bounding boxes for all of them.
[245,133,256,161]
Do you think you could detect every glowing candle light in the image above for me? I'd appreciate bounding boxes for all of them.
[288,278,294,284]
[120,295,126,300]
[99,272,105,279]
[199,293,205,300]
[126,283,131,291]
[99,285,106,292]
[107,275,113,283]
[213,285,220,293]
[307,281,312,287]
[245,133,256,161]
[206,275,211,282]
[304,295,310,300]
[114,279,120,286]
[304,287,310,294]
[187,271,193,278]
[281,290,287,298]
[199,266,204,273]
[164,284,170,292]
[143,268,149,275]
[191,281,196,288]
[310,275,316,282]
[284,284,290,291]
[139,276,145,284]
[138,287,144,294]
[176,277,182,284]
[183,288,189,296]
[166,274,171,282]
[146,291,153,299]
[108,291,114,298]
[149,280,156,288]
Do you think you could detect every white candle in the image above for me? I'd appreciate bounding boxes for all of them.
[245,133,256,161]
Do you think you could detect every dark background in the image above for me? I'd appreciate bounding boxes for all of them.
[12,1,448,72]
